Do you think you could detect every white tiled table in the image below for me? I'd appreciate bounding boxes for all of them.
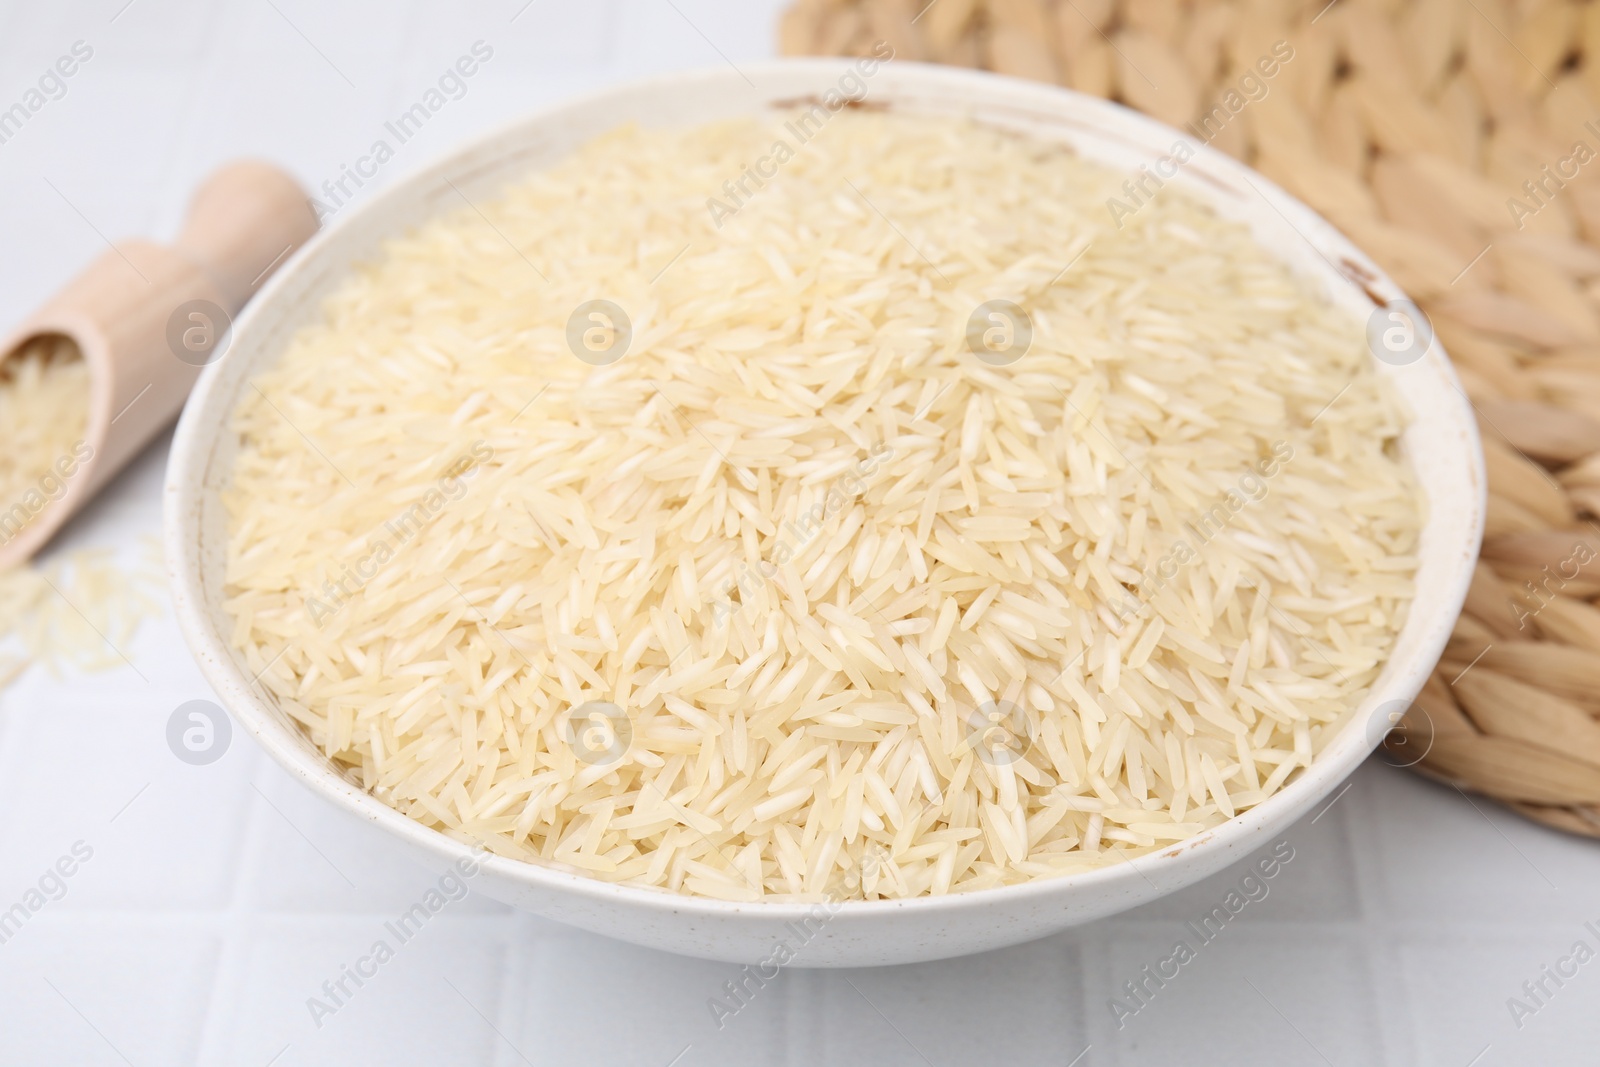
[1,3,1597,1064]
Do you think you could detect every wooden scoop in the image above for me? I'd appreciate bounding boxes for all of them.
[0,161,318,570]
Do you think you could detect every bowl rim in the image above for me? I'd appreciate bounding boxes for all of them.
[165,57,1484,922]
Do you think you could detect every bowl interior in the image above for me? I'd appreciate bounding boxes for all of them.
[166,60,1483,926]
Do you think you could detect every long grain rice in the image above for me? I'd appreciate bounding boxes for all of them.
[0,334,89,547]
[223,112,1420,901]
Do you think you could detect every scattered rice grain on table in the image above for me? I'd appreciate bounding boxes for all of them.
[222,112,1421,901]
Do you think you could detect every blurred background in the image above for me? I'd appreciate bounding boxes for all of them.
[2,1,1599,1065]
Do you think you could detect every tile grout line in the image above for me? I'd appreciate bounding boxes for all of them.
[191,743,269,1067]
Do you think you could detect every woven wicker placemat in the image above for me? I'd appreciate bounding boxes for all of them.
[780,0,1600,837]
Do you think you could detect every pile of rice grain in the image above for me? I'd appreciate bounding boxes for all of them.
[223,112,1420,901]
[0,334,89,546]
[0,539,167,690]
[0,340,163,692]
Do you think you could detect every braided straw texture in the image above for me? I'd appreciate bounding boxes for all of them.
[780,0,1600,837]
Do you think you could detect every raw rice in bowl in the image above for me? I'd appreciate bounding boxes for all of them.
[219,107,1421,904]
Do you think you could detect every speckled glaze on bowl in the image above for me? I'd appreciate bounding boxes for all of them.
[165,59,1483,967]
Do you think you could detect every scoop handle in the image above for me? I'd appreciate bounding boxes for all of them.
[174,161,319,312]
[0,160,318,571]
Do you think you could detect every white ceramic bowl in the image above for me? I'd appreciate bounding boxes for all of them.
[166,59,1483,967]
